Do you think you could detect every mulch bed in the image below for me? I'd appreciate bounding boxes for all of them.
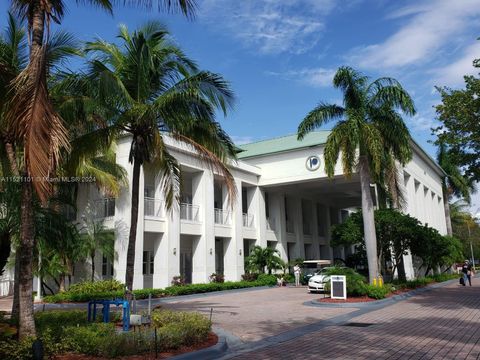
[317,287,416,303]
[55,332,218,359]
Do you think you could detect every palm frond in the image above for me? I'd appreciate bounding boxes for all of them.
[6,45,70,202]
[297,103,344,140]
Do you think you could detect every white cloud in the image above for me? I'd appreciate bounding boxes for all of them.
[407,113,440,133]
[433,42,480,87]
[350,0,480,70]
[231,135,256,145]
[267,67,336,87]
[198,0,339,54]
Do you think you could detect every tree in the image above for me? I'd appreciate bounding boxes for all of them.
[436,141,476,236]
[5,0,196,338]
[331,209,421,281]
[78,205,116,282]
[434,58,480,183]
[297,66,415,283]
[245,245,285,274]
[83,23,236,290]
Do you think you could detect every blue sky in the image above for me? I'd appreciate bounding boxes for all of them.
[1,0,480,209]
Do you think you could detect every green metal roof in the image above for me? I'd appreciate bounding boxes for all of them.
[237,131,331,159]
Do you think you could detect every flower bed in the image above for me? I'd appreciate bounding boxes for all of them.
[0,309,215,359]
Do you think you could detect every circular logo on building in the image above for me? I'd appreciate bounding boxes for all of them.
[306,156,321,171]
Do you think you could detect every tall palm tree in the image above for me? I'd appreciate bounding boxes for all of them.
[6,0,195,339]
[84,22,236,290]
[436,141,476,236]
[297,66,415,284]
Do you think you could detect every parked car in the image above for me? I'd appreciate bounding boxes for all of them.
[307,267,333,293]
[300,260,331,287]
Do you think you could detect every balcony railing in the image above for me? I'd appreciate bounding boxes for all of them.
[286,219,295,234]
[180,203,199,222]
[214,208,231,225]
[94,198,115,219]
[303,222,311,235]
[266,217,276,231]
[144,198,164,218]
[243,213,254,228]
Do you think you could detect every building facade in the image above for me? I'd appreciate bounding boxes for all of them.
[0,131,445,295]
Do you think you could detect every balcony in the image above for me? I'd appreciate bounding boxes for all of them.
[180,203,199,222]
[243,213,254,228]
[144,198,164,218]
[286,219,295,234]
[214,208,231,225]
[266,217,276,231]
[303,222,312,235]
[94,198,115,219]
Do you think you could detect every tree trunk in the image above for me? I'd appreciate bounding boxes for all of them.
[91,253,96,282]
[18,179,36,339]
[59,274,65,292]
[17,2,46,339]
[125,158,141,291]
[359,156,379,284]
[442,190,453,236]
[11,252,20,323]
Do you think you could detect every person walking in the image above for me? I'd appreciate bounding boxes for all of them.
[462,260,474,286]
[293,264,301,287]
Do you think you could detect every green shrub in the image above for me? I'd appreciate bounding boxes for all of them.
[62,323,117,356]
[365,285,389,299]
[151,309,211,348]
[68,279,125,294]
[35,310,88,340]
[256,274,278,286]
[0,337,35,360]
[324,267,368,296]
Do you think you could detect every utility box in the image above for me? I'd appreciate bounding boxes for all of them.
[330,275,347,300]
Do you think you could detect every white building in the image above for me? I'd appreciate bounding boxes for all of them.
[0,130,446,296]
[69,131,447,289]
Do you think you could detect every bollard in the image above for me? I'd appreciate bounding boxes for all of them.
[32,339,44,360]
[148,293,152,316]
[373,277,377,287]
[379,276,384,287]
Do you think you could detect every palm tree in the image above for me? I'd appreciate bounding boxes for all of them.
[84,22,236,290]
[6,0,195,338]
[436,141,476,236]
[245,245,285,274]
[79,204,116,282]
[297,66,415,284]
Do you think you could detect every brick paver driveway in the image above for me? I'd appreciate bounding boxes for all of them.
[225,281,480,359]
[162,286,354,342]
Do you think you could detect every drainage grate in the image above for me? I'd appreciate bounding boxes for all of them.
[343,322,375,327]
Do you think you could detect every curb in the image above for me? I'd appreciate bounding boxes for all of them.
[303,277,460,309]
[170,334,228,360]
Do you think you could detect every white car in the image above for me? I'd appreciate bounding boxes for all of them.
[308,267,332,293]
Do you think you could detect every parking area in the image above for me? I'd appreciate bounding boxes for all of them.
[161,286,354,342]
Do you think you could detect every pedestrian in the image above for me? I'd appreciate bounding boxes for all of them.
[462,260,474,286]
[293,264,301,287]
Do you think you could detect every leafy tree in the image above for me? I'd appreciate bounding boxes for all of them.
[298,66,415,283]
[450,201,480,263]
[331,209,421,281]
[245,245,285,274]
[82,23,236,290]
[5,0,194,338]
[434,57,480,182]
[436,141,476,235]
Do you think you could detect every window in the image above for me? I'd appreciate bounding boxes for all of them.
[102,256,113,278]
[265,192,270,218]
[143,251,154,275]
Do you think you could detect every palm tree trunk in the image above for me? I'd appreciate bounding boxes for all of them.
[17,2,46,339]
[18,178,36,339]
[359,156,379,284]
[91,253,96,282]
[442,190,453,236]
[126,158,141,290]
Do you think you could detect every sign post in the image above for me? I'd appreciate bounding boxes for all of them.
[330,275,347,300]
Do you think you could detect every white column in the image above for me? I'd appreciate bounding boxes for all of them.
[224,179,244,281]
[271,192,287,261]
[255,187,267,248]
[312,201,320,259]
[294,197,305,259]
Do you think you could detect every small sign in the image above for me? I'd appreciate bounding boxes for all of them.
[331,275,346,300]
[306,156,321,171]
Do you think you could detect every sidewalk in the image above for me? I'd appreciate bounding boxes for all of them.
[225,281,480,359]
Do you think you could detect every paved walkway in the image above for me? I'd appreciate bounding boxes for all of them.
[223,281,480,359]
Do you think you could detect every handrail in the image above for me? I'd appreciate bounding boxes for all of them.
[180,203,200,222]
[242,213,255,228]
[214,208,231,225]
[144,197,164,218]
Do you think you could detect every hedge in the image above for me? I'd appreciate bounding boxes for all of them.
[43,274,277,303]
